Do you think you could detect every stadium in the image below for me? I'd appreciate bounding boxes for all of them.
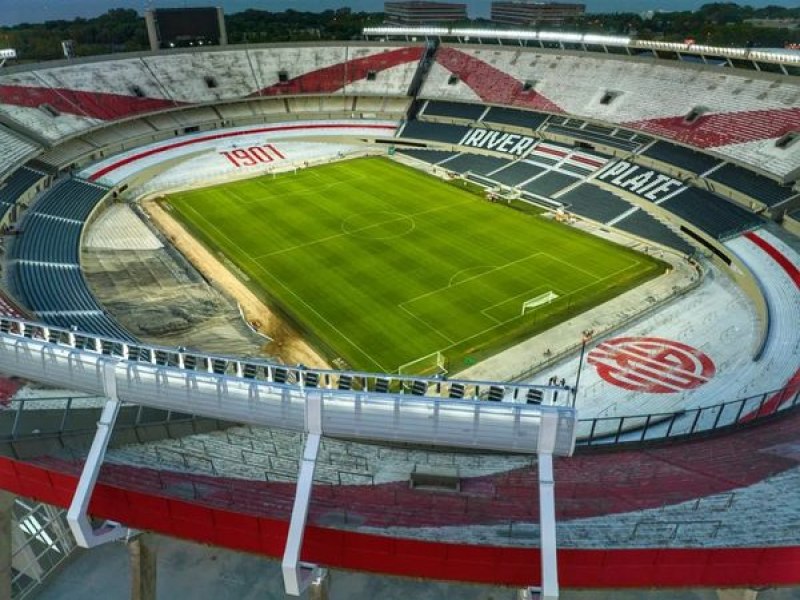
[0,23,797,600]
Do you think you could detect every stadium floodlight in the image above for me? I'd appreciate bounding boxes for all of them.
[364,26,632,49]
[750,50,800,63]
[0,48,16,68]
[363,26,449,36]
[583,34,631,46]
[632,39,800,64]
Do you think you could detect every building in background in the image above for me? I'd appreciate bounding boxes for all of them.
[145,7,228,51]
[384,1,468,25]
[491,1,586,26]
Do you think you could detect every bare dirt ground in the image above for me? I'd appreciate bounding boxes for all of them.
[142,199,329,369]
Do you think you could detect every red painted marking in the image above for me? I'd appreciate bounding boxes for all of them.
[435,47,564,114]
[624,107,800,148]
[87,123,395,181]
[744,231,800,288]
[570,154,605,168]
[266,143,285,159]
[255,46,424,96]
[0,84,180,120]
[2,456,800,587]
[739,231,800,420]
[0,378,19,407]
[588,337,716,394]
[536,145,567,158]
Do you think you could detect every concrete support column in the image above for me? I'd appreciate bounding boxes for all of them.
[0,490,14,599]
[309,568,330,600]
[128,533,157,600]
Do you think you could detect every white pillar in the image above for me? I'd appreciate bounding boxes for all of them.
[538,453,558,600]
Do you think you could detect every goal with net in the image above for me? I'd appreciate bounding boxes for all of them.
[397,350,448,377]
[521,291,559,315]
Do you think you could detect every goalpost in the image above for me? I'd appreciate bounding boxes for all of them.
[397,350,448,377]
[521,291,559,316]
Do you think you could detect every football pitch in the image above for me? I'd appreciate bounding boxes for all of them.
[163,157,666,373]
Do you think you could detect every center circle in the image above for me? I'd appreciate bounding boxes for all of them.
[341,211,415,240]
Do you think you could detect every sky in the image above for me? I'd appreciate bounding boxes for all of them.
[1,0,799,26]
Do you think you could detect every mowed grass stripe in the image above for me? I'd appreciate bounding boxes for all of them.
[165,157,666,372]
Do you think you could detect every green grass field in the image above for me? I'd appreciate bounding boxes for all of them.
[163,157,666,373]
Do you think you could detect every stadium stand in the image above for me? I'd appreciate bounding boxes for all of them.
[557,183,631,223]
[81,118,157,148]
[544,118,644,152]
[399,120,468,144]
[24,178,107,221]
[612,209,694,254]
[16,264,100,312]
[706,162,798,208]
[522,170,578,197]
[0,166,47,222]
[9,178,134,340]
[0,126,39,178]
[14,218,83,264]
[421,100,485,121]
[3,39,800,597]
[726,231,800,409]
[421,46,800,178]
[37,138,99,169]
[437,153,511,176]
[487,161,547,186]
[640,140,722,174]
[395,149,460,165]
[0,45,424,143]
[662,187,764,240]
[482,106,550,130]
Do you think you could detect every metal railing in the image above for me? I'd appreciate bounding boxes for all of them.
[0,316,579,457]
[0,316,571,407]
[577,384,800,447]
[2,396,200,441]
[0,317,797,451]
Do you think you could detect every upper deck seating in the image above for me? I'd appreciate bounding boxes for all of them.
[0,45,424,143]
[421,45,800,178]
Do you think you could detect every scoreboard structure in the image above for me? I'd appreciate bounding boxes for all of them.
[145,7,228,50]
